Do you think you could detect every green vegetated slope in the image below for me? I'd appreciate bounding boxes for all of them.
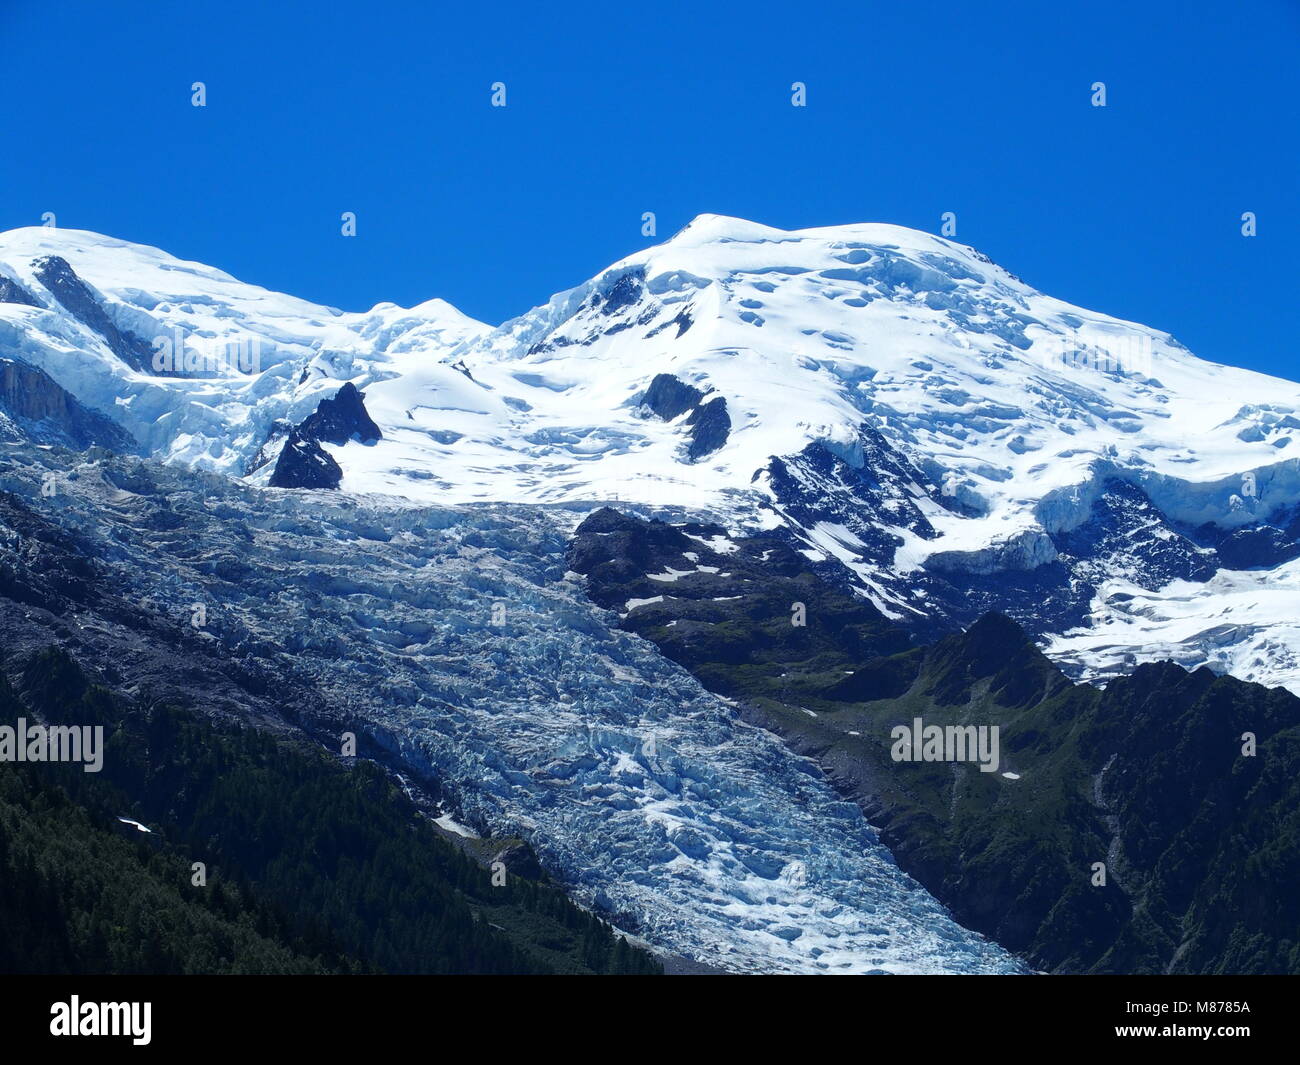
[570,508,1300,974]
[0,645,660,975]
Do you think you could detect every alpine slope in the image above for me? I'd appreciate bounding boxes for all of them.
[4,214,1300,695]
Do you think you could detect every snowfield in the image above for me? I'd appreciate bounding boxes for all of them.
[1046,560,1300,690]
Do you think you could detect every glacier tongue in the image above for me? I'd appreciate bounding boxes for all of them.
[0,446,1021,974]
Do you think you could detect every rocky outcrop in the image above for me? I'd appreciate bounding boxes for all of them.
[0,357,136,451]
[30,255,157,372]
[295,381,383,445]
[600,268,644,316]
[244,419,294,475]
[268,431,343,489]
[684,396,730,461]
[267,382,382,489]
[639,373,729,460]
[642,373,704,421]
[0,273,41,306]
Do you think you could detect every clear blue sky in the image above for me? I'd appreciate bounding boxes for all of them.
[1,0,1296,378]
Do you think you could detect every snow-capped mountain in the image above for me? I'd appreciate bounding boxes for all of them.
[5,216,1300,692]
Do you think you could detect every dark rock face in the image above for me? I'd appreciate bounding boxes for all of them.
[268,431,343,489]
[760,429,956,639]
[642,373,704,421]
[1054,478,1214,589]
[0,357,136,452]
[962,478,1213,635]
[0,274,41,306]
[764,442,1221,645]
[766,430,940,562]
[1215,525,1300,569]
[487,839,544,880]
[685,396,730,460]
[30,255,158,372]
[600,269,644,315]
[639,373,730,460]
[1194,506,1300,570]
[265,382,381,489]
[567,506,909,672]
[296,382,383,446]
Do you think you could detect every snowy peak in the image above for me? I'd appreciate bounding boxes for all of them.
[9,219,1300,691]
[457,214,1300,529]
